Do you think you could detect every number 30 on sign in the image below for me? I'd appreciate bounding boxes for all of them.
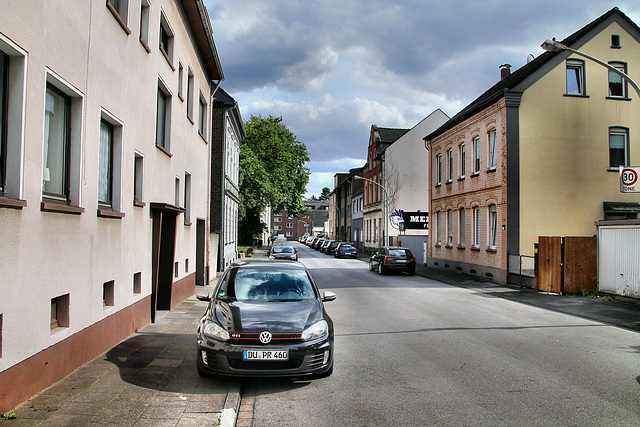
[620,167,639,193]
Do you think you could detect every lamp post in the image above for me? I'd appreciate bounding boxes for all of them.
[354,175,389,247]
[541,39,640,98]
[299,218,312,237]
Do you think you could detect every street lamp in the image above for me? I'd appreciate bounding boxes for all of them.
[354,175,389,247]
[541,38,640,97]
[299,218,312,237]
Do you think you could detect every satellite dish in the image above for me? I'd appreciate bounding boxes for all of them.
[527,53,535,63]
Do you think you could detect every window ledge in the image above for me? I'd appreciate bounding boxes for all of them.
[178,93,184,102]
[106,1,132,35]
[445,244,453,249]
[471,172,480,178]
[457,245,465,250]
[184,220,192,226]
[458,176,465,182]
[434,243,442,248]
[139,37,151,53]
[134,200,146,208]
[0,197,27,210]
[160,48,175,71]
[564,93,589,98]
[199,130,208,143]
[187,115,194,125]
[486,247,497,253]
[41,201,84,215]
[470,246,480,252]
[445,180,452,185]
[606,96,631,101]
[97,208,125,219]
[156,144,173,158]
[486,168,496,174]
[607,168,622,172]
[434,183,441,188]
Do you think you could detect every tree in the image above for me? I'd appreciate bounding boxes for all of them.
[319,187,331,200]
[238,115,310,244]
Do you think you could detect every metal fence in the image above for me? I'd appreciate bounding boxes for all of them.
[508,253,535,288]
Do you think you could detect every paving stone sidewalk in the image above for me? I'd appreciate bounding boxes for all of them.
[2,294,241,426]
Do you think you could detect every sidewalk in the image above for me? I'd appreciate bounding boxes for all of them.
[3,284,241,426]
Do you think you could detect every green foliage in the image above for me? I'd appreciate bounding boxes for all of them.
[238,115,310,243]
[319,187,331,200]
[1,413,17,420]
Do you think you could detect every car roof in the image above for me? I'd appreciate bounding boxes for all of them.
[229,260,307,270]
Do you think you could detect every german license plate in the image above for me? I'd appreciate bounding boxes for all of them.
[396,260,407,263]
[243,350,289,361]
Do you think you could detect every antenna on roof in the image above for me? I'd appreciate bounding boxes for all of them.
[527,54,535,63]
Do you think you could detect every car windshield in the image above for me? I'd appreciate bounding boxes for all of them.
[218,268,317,302]
[272,246,294,253]
[389,249,411,257]
[340,243,354,248]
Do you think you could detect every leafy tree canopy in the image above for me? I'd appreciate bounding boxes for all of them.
[239,115,310,242]
[319,187,331,200]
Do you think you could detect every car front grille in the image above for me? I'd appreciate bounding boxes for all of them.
[228,332,303,344]
[307,352,327,370]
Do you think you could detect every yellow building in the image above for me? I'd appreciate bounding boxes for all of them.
[425,7,640,285]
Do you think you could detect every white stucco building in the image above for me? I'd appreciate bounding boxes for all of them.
[0,0,223,411]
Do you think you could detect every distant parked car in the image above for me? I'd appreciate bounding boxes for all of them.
[326,241,340,255]
[314,239,326,250]
[369,247,416,275]
[334,242,357,258]
[320,240,333,253]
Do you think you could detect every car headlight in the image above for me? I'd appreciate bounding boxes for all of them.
[202,319,229,341]
[269,255,275,260]
[301,320,328,342]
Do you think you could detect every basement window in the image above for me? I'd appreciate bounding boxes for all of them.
[103,281,115,307]
[51,294,70,332]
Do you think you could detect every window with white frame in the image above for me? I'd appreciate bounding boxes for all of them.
[286,231,293,237]
[473,207,480,247]
[609,127,629,169]
[177,63,184,100]
[459,143,466,178]
[488,129,497,170]
[608,62,627,98]
[459,208,466,247]
[98,117,123,211]
[473,137,480,173]
[184,172,191,223]
[436,154,442,185]
[447,210,453,246]
[436,211,442,245]
[274,217,282,222]
[489,204,497,249]
[566,59,585,95]
[156,81,171,152]
[133,152,143,205]
[274,225,282,231]
[174,177,180,207]
[159,13,174,66]
[187,68,194,121]
[107,0,130,33]
[447,149,453,182]
[139,0,150,51]
[287,222,293,228]
[198,92,207,136]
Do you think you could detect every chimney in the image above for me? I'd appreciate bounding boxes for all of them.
[500,63,511,80]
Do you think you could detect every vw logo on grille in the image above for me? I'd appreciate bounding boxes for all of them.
[259,331,272,344]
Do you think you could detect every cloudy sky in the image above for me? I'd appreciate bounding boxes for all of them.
[204,0,640,197]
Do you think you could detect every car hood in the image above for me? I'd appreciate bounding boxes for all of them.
[213,299,322,333]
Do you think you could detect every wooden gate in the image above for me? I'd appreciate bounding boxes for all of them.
[536,236,597,294]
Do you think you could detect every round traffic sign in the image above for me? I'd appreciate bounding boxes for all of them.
[621,168,638,186]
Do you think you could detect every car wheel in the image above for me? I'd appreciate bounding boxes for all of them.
[408,268,415,276]
[378,262,384,275]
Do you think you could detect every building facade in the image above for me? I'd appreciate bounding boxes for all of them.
[0,0,223,411]
[425,7,640,284]
[270,200,329,241]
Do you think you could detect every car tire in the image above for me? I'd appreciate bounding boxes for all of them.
[378,262,384,275]
[408,268,415,276]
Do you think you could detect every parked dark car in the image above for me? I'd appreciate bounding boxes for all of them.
[196,260,336,378]
[334,242,357,258]
[314,238,326,250]
[326,241,340,255]
[369,247,416,275]
[320,240,333,253]
[269,244,298,261]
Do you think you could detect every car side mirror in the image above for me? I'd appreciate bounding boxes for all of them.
[322,291,337,302]
[196,291,210,302]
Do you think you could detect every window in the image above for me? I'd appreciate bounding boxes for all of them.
[106,0,130,34]
[0,40,26,204]
[139,0,150,51]
[178,63,184,100]
[184,172,191,223]
[566,59,585,95]
[608,62,627,98]
[609,127,629,170]
[156,82,171,152]
[51,294,69,331]
[447,149,453,182]
[488,129,497,170]
[103,281,115,307]
[287,223,293,228]
[133,152,143,205]
[436,211,442,245]
[133,272,141,294]
[473,137,480,173]
[198,92,207,136]
[489,205,497,249]
[43,85,71,201]
[447,210,453,246]
[459,208,466,246]
[459,143,466,178]
[98,120,114,207]
[274,217,282,222]
[286,231,293,237]
[187,68,194,121]
[611,34,621,48]
[274,225,282,231]
[436,154,442,185]
[473,207,480,247]
[159,13,174,66]
[174,177,180,207]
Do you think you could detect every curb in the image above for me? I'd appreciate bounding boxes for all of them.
[220,381,242,427]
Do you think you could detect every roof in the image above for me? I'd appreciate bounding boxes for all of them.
[424,7,639,142]
[179,0,224,81]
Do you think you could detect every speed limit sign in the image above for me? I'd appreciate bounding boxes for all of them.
[620,167,639,193]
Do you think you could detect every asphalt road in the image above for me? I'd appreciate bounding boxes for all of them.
[247,242,640,426]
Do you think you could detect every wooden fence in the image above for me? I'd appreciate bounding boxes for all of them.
[535,236,597,294]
